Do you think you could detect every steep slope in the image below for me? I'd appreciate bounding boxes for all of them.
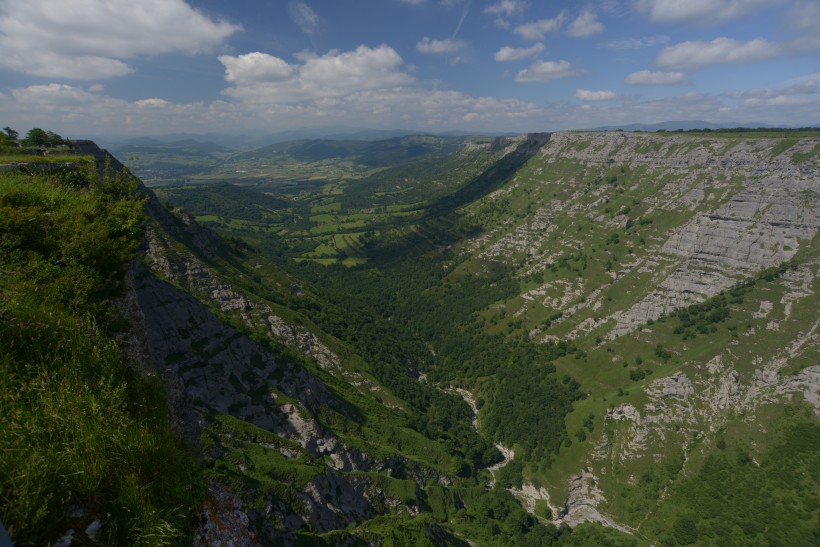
[445,131,819,543]
[4,141,572,545]
[0,150,202,545]
[147,130,819,545]
[118,145,562,544]
[23,131,815,545]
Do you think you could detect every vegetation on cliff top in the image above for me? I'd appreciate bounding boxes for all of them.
[0,155,202,544]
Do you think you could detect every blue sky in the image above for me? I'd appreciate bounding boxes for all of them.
[0,0,818,137]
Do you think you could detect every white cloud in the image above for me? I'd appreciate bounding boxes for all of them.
[0,0,240,80]
[6,83,239,135]
[417,37,468,54]
[657,37,782,68]
[514,12,565,41]
[494,43,544,61]
[724,74,820,105]
[484,0,529,17]
[134,98,172,108]
[219,53,295,83]
[787,0,820,33]
[576,89,617,100]
[11,83,101,106]
[635,0,784,24]
[567,10,604,38]
[220,45,415,104]
[515,60,576,83]
[289,1,319,35]
[599,35,670,50]
[625,70,685,85]
[3,77,818,138]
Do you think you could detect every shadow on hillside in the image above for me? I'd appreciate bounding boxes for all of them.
[368,133,550,263]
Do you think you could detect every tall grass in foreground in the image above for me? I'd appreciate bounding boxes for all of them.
[0,167,202,544]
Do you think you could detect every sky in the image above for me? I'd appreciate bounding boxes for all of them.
[0,0,818,138]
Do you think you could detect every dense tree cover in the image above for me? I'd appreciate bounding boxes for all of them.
[157,182,289,221]
[338,144,497,210]
[483,359,584,458]
[0,163,202,544]
[165,140,586,478]
[654,421,819,545]
[291,247,585,465]
[287,259,503,471]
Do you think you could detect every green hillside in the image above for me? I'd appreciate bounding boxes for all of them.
[2,130,817,545]
[0,153,202,544]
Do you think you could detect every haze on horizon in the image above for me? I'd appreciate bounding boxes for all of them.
[0,0,818,138]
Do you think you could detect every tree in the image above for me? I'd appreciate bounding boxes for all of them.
[46,130,65,146]
[20,128,65,147]
[23,127,50,147]
[3,126,18,141]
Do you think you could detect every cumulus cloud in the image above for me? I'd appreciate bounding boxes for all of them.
[11,83,101,106]
[417,37,468,54]
[625,70,685,85]
[220,45,415,104]
[219,53,294,83]
[0,0,240,79]
[635,0,783,24]
[657,37,782,68]
[484,0,528,17]
[514,60,576,83]
[567,10,604,38]
[514,12,565,41]
[575,89,617,100]
[494,43,544,61]
[289,1,319,35]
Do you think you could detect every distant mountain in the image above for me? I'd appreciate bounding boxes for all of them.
[101,128,516,151]
[234,134,469,166]
[108,136,165,147]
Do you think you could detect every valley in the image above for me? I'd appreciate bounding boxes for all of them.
[2,129,818,545]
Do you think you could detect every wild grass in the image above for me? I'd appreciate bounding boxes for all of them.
[0,153,94,164]
[0,167,202,544]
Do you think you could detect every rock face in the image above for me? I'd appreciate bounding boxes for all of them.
[559,469,634,535]
[69,144,444,542]
[457,132,819,534]
[197,482,259,547]
[91,133,817,541]
[130,265,344,445]
[468,132,819,342]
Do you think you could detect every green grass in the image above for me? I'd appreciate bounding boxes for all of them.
[0,153,94,164]
[770,137,799,157]
[0,166,202,544]
[792,143,820,163]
